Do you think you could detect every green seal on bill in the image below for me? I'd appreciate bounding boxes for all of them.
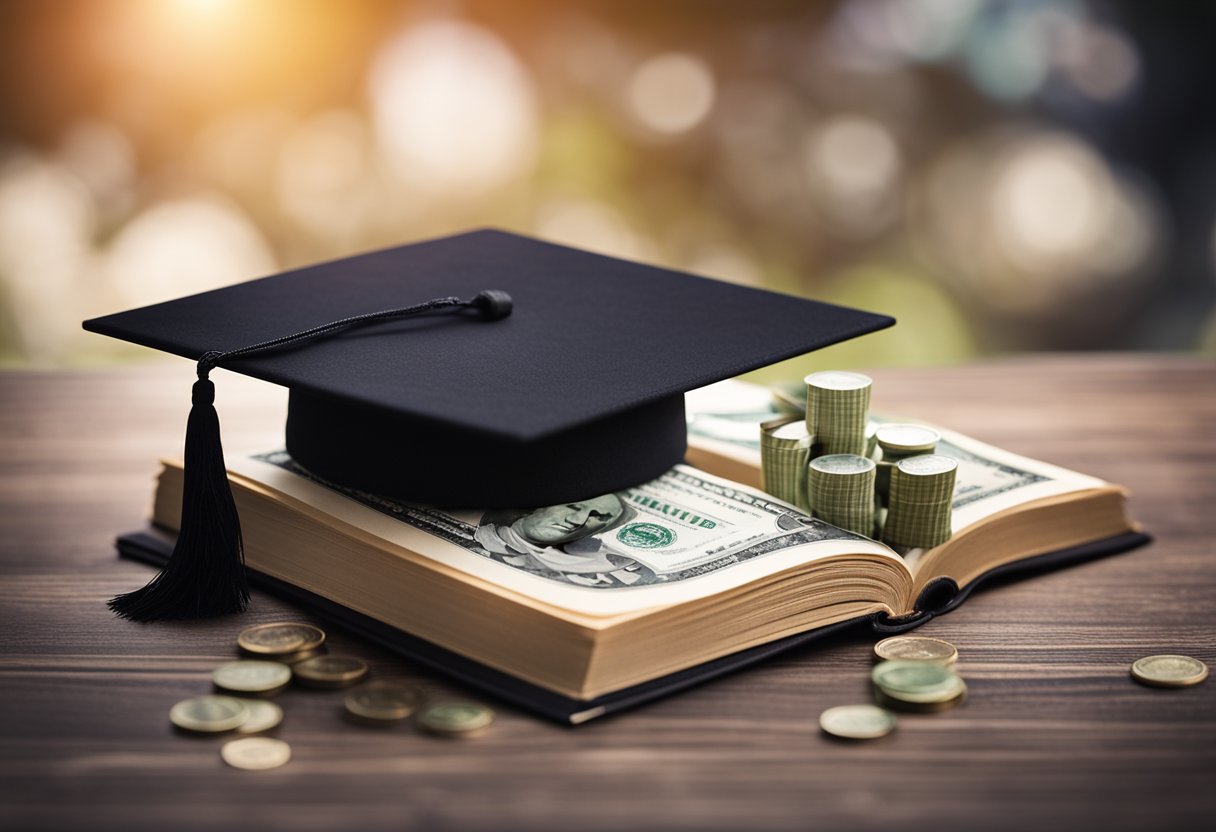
[616,522,676,549]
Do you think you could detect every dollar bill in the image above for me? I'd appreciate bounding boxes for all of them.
[254,451,872,592]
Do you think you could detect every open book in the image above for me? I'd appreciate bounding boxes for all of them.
[121,379,1145,724]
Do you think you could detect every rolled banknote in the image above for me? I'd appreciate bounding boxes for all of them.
[805,371,871,457]
[808,454,877,537]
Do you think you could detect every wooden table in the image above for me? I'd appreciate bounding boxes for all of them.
[2,355,1213,831]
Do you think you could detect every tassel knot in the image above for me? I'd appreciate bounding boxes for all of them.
[192,378,215,405]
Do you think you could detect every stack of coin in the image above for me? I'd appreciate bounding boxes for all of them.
[871,660,966,712]
[760,416,814,511]
[872,424,941,505]
[238,622,327,664]
[881,454,957,549]
[808,454,877,536]
[805,371,872,457]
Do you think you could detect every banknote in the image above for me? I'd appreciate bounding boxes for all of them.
[254,451,873,592]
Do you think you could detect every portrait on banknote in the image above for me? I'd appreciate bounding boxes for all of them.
[474,495,651,587]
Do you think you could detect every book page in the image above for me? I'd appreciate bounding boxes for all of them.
[221,453,904,618]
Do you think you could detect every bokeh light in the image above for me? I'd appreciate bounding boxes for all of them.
[0,0,1209,365]
[626,54,716,137]
[370,21,539,196]
[103,197,275,308]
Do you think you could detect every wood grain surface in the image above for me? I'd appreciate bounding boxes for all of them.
[1,355,1213,832]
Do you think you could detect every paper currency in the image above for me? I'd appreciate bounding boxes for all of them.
[255,452,879,593]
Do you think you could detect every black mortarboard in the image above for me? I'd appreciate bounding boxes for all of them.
[84,228,893,621]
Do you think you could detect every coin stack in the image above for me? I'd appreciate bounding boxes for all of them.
[238,621,327,664]
[872,424,941,505]
[760,416,814,510]
[808,454,877,536]
[805,371,872,457]
[818,635,964,741]
[882,455,957,549]
[871,659,967,712]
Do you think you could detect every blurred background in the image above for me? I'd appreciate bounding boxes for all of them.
[1,0,1215,375]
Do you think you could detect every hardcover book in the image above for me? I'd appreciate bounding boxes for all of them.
[116,378,1147,724]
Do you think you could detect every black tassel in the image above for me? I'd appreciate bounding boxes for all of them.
[107,291,511,622]
[108,373,249,621]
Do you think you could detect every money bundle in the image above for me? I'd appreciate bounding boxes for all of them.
[872,423,941,504]
[760,417,813,510]
[805,371,871,457]
[882,455,957,549]
[808,454,877,536]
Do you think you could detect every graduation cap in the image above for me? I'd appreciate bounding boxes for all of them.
[84,228,893,622]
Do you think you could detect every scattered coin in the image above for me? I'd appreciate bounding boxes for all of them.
[819,705,897,740]
[1130,655,1209,688]
[212,660,292,695]
[417,702,494,737]
[220,737,292,771]
[344,682,425,725]
[874,636,958,665]
[237,622,326,657]
[872,660,965,704]
[234,698,284,734]
[169,695,249,734]
[292,655,369,689]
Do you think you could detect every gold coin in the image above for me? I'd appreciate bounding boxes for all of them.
[417,702,494,737]
[292,655,369,689]
[874,636,958,665]
[233,699,284,734]
[212,660,292,695]
[237,622,326,657]
[1131,655,1209,688]
[169,695,249,733]
[220,737,292,771]
[819,705,897,740]
[344,682,425,724]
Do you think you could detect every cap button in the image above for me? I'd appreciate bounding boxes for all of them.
[472,290,513,321]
